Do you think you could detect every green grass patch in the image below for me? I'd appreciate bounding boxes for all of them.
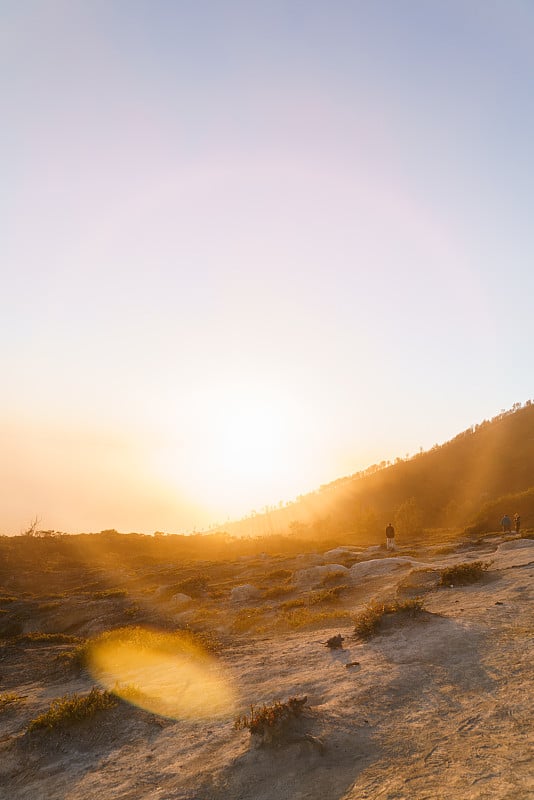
[27,687,117,732]
[438,561,490,586]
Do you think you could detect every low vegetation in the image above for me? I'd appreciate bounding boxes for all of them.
[353,598,424,639]
[234,696,308,741]
[27,687,117,732]
[92,588,128,599]
[438,561,490,586]
[0,692,26,711]
[262,584,296,599]
[281,586,346,610]
[279,608,352,630]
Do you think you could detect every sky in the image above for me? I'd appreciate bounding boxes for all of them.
[2,0,533,534]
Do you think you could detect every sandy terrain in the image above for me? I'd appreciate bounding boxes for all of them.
[0,535,532,800]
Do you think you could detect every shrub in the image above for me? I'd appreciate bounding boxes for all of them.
[27,687,117,732]
[234,696,308,740]
[438,561,490,586]
[353,598,424,639]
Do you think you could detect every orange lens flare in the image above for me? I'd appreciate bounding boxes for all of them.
[87,627,236,720]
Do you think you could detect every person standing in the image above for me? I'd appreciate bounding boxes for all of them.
[501,514,511,533]
[385,522,395,551]
[513,513,521,534]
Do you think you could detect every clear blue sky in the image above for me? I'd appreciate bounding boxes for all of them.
[2,1,533,533]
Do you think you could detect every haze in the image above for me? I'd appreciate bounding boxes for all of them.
[2,1,533,533]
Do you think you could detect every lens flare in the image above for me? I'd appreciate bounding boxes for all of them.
[87,627,236,719]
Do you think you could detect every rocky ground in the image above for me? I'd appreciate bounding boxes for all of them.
[0,534,532,800]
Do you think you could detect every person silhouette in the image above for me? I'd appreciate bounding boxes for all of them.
[385,522,395,551]
[500,514,511,533]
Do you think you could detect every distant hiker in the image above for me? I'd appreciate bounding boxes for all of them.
[500,514,511,533]
[385,523,395,551]
[513,513,521,534]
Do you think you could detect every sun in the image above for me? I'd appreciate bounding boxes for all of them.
[199,391,292,508]
[155,384,304,518]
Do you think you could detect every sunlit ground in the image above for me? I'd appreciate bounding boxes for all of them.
[87,627,237,720]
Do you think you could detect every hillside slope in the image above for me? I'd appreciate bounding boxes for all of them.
[220,402,534,541]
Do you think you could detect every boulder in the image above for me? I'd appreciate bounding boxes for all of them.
[231,584,261,603]
[323,547,360,563]
[170,593,193,607]
[294,564,350,588]
[349,557,418,583]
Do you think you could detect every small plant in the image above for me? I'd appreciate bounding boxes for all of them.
[438,561,490,586]
[325,634,344,649]
[353,598,424,639]
[234,696,308,741]
[27,687,117,732]
[0,692,26,711]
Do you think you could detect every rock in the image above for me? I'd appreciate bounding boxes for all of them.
[294,553,324,567]
[349,557,418,583]
[323,547,360,562]
[154,585,172,599]
[230,584,260,603]
[294,564,349,588]
[170,593,193,607]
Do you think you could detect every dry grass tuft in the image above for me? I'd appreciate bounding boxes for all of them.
[27,687,117,732]
[353,598,425,639]
[0,692,27,711]
[234,696,308,744]
[438,561,490,586]
[262,584,296,599]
